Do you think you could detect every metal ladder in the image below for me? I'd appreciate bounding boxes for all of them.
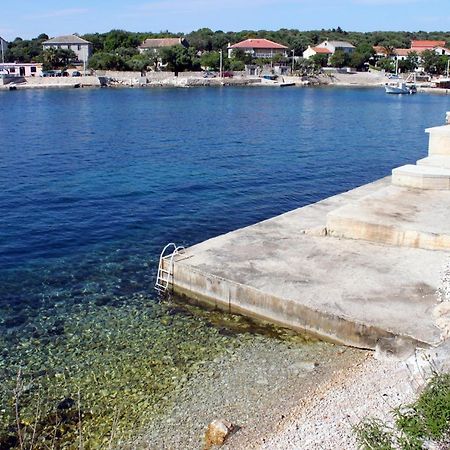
[155,243,185,294]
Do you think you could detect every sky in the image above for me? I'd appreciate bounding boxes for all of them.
[0,0,449,41]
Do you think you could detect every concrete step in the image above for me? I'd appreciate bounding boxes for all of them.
[426,125,450,156]
[326,185,450,251]
[417,155,450,169]
[392,164,450,189]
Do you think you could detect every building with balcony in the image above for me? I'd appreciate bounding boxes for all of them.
[228,39,288,59]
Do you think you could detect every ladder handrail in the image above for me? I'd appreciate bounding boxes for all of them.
[155,243,185,294]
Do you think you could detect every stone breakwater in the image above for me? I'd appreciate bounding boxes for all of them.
[0,75,102,90]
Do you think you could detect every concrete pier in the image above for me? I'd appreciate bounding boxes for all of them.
[169,118,450,349]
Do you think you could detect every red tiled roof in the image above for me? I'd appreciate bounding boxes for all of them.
[229,38,288,50]
[395,48,414,56]
[411,40,446,49]
[312,47,332,54]
[373,46,386,54]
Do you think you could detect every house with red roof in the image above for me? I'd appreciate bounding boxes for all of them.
[227,38,288,59]
[302,46,332,59]
[411,40,446,50]
[303,40,355,60]
[410,40,450,56]
[373,40,450,65]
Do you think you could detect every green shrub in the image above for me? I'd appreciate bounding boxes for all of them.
[355,373,450,450]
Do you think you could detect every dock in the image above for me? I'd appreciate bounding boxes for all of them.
[167,117,450,349]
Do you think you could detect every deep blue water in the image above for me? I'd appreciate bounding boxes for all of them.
[1,87,449,279]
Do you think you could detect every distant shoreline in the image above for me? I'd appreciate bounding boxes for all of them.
[1,72,449,94]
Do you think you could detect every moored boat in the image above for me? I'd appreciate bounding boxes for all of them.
[385,82,417,94]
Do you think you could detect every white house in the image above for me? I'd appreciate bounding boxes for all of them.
[0,62,43,77]
[315,40,355,55]
[303,40,355,60]
[138,37,189,54]
[228,38,288,59]
[433,46,450,56]
[303,46,332,59]
[43,35,92,63]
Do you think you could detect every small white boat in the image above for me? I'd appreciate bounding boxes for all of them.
[385,82,417,94]
[385,69,417,94]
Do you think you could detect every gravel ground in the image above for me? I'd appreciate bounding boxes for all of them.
[129,334,365,449]
[258,355,417,449]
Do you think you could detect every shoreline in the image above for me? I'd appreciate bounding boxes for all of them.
[129,315,367,449]
[1,71,449,93]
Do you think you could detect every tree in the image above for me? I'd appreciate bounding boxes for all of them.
[42,48,77,70]
[329,49,350,68]
[103,30,140,52]
[158,45,196,73]
[379,44,398,57]
[230,49,253,65]
[377,57,395,73]
[295,57,316,75]
[200,51,220,70]
[127,54,152,72]
[421,50,442,74]
[88,52,127,70]
[311,53,329,68]
[350,43,375,70]
[398,51,419,73]
[5,34,48,63]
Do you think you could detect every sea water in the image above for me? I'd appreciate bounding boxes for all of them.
[0,87,449,447]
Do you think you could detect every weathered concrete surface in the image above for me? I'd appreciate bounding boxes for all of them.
[327,185,450,251]
[392,164,450,189]
[417,155,450,169]
[426,125,450,156]
[171,178,447,349]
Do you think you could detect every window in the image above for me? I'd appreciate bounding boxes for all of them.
[78,45,81,50]
[10,67,15,73]
[31,67,36,73]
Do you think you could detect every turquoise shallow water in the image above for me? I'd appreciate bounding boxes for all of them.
[0,87,449,447]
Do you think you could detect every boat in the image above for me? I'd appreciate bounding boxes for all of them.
[384,60,417,94]
[385,82,417,94]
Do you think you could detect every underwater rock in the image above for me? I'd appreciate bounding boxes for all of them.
[57,397,75,410]
[3,314,28,328]
[94,295,112,306]
[204,419,234,448]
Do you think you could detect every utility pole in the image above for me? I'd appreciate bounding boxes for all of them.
[291,49,295,74]
[219,49,223,78]
[1,39,5,64]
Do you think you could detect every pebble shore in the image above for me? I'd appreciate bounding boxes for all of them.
[130,333,365,449]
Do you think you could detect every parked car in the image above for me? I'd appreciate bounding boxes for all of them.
[41,70,57,77]
[72,71,81,77]
[222,71,234,78]
[203,71,216,78]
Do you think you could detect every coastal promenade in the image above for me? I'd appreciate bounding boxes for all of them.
[168,118,450,350]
